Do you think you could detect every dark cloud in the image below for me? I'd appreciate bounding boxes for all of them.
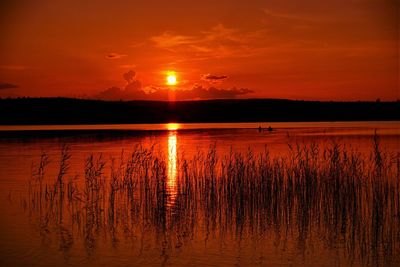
[125,80,142,92]
[185,85,252,99]
[93,71,143,100]
[146,85,253,100]
[201,74,228,81]
[94,86,124,100]
[94,84,253,101]
[0,82,18,90]
[93,86,147,100]
[106,53,127,59]
[123,70,136,83]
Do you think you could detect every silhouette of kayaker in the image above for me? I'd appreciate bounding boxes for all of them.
[258,126,273,132]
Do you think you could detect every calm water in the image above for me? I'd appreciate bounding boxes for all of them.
[0,122,399,267]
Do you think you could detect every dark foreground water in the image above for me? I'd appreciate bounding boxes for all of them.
[0,122,399,267]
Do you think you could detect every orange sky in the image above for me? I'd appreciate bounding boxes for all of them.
[0,0,398,100]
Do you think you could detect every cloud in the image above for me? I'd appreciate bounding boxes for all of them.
[106,53,127,59]
[151,32,197,50]
[151,24,246,49]
[123,70,136,83]
[175,85,253,100]
[93,80,143,101]
[201,74,228,81]
[125,79,142,92]
[0,82,18,90]
[263,8,313,21]
[119,64,137,69]
[93,69,253,101]
[94,83,253,101]
[130,41,146,48]
[93,86,146,101]
[93,70,143,100]
[150,24,267,61]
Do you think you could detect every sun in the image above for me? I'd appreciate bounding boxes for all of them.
[166,71,177,86]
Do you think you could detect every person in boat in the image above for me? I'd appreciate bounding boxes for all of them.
[268,126,273,132]
[258,126,262,132]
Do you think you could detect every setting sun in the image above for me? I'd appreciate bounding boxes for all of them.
[166,72,177,86]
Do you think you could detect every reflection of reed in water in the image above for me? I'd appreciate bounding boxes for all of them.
[25,137,400,266]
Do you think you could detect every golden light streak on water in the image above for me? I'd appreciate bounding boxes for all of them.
[168,131,177,188]
[166,123,180,131]
[167,125,178,204]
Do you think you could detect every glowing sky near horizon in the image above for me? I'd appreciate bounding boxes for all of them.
[0,0,398,100]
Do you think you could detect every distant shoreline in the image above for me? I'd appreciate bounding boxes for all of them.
[0,97,399,125]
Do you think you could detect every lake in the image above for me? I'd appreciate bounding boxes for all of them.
[0,121,399,266]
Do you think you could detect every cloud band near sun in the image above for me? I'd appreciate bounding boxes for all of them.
[93,70,252,101]
[94,85,253,101]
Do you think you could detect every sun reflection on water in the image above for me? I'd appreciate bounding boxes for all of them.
[167,123,178,204]
[166,123,180,131]
[168,131,177,188]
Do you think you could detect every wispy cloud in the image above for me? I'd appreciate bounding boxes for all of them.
[118,64,137,69]
[106,53,127,59]
[151,33,197,50]
[263,8,314,21]
[150,24,268,61]
[130,41,146,48]
[0,82,18,90]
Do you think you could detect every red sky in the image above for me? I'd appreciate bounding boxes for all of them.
[0,0,398,100]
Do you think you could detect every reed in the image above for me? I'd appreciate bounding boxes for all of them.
[26,138,400,266]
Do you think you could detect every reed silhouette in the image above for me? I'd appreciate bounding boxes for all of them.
[24,137,400,266]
